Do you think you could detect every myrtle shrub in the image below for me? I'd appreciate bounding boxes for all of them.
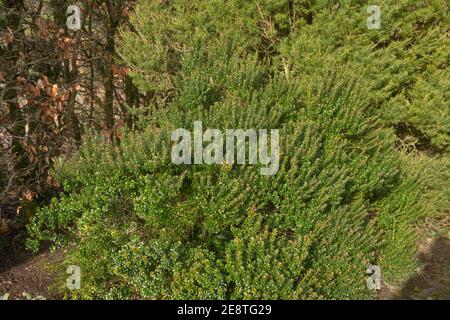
[28,39,423,298]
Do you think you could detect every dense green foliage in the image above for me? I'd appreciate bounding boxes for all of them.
[27,0,448,299]
[280,0,449,151]
[118,0,449,151]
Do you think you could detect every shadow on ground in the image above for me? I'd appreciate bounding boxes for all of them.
[381,236,450,300]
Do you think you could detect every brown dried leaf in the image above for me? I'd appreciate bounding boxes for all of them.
[56,101,63,113]
[53,113,59,127]
[22,191,37,202]
[51,84,58,98]
[45,175,53,185]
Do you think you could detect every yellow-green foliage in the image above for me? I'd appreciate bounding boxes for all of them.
[27,0,448,299]
[28,46,421,299]
[278,0,449,151]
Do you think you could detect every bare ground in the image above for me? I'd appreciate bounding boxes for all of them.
[0,231,65,300]
[379,235,450,300]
